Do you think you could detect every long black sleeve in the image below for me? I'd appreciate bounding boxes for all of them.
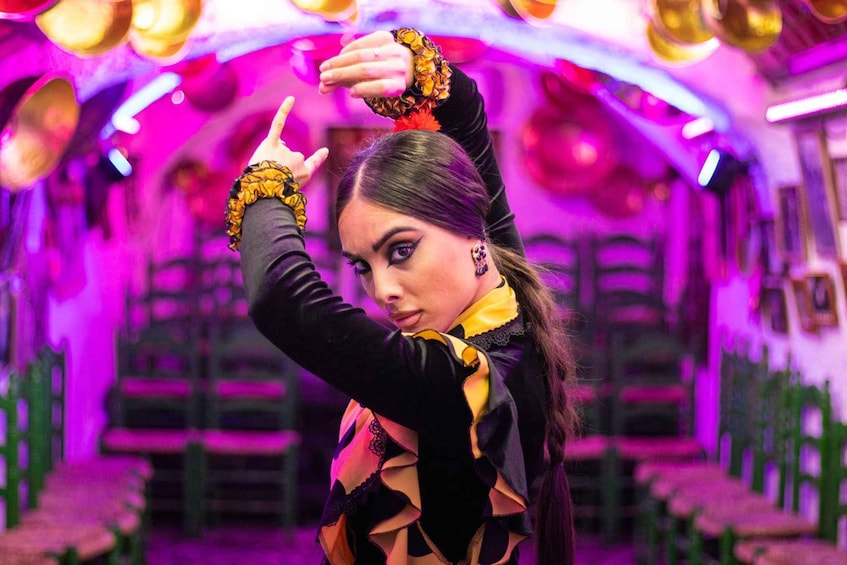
[238,64,522,444]
[433,66,525,257]
[240,200,476,446]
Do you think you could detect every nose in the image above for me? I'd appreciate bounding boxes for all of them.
[369,267,402,308]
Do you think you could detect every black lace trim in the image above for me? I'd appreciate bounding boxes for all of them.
[323,419,389,527]
[323,471,383,526]
[464,313,527,351]
[368,418,387,460]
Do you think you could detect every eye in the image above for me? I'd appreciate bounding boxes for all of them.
[388,239,420,266]
[346,259,370,276]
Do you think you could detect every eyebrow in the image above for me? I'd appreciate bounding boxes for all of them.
[341,226,419,260]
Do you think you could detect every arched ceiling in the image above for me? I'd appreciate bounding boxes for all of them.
[1,0,846,205]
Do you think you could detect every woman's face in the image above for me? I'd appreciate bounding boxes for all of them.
[338,196,482,334]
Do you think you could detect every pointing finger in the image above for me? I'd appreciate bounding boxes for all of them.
[268,96,295,140]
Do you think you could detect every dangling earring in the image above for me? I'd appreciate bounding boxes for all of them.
[471,242,488,277]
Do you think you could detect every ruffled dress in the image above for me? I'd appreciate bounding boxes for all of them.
[238,66,549,564]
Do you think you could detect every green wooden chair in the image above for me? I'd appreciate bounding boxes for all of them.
[600,329,704,546]
[199,317,301,534]
[589,233,670,347]
[115,253,205,430]
[0,359,123,565]
[113,318,203,430]
[524,232,585,325]
[666,355,794,565]
[686,379,834,565]
[733,419,847,563]
[635,340,764,564]
[0,366,26,529]
[33,346,151,565]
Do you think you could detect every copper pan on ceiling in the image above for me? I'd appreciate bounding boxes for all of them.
[495,0,558,24]
[652,0,714,44]
[0,74,80,192]
[701,0,782,52]
[646,20,719,64]
[129,31,191,62]
[131,0,201,40]
[130,0,202,62]
[290,0,357,22]
[804,0,847,23]
[521,105,619,197]
[35,0,133,57]
[0,0,56,21]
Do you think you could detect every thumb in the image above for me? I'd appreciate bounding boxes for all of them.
[305,147,330,176]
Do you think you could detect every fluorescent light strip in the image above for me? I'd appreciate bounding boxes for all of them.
[766,88,847,123]
[698,149,721,187]
[101,73,183,138]
[108,148,133,177]
[681,116,715,140]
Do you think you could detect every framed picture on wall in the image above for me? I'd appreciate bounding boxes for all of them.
[775,185,807,263]
[760,279,789,334]
[842,263,847,305]
[732,179,760,276]
[795,129,839,258]
[806,273,838,327]
[0,279,10,366]
[791,278,816,332]
[759,217,786,276]
[832,158,847,222]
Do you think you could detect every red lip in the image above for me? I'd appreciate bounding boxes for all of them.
[389,310,422,331]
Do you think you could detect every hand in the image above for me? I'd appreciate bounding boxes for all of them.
[248,96,329,186]
[318,30,413,98]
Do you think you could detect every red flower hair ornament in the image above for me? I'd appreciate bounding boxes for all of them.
[393,107,441,133]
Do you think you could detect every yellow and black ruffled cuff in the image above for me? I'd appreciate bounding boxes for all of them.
[225,160,306,251]
[364,28,452,120]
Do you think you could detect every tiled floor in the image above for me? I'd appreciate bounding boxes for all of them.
[146,524,635,564]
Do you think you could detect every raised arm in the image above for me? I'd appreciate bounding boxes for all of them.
[319,29,524,256]
[227,100,479,445]
[433,65,524,256]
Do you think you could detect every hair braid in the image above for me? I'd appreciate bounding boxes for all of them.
[490,244,578,565]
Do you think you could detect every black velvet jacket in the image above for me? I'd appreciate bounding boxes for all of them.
[238,66,549,564]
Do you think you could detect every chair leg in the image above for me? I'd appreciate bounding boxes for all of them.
[129,526,144,565]
[137,481,151,565]
[107,537,122,565]
[184,441,205,537]
[719,528,739,565]
[602,447,621,545]
[665,514,678,565]
[640,492,660,565]
[687,516,703,565]
[282,446,299,537]
[60,547,80,565]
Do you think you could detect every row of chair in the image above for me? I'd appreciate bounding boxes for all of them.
[109,230,674,537]
[103,317,301,536]
[536,230,705,547]
[0,347,152,565]
[524,232,667,328]
[99,426,300,538]
[565,325,701,544]
[104,239,308,533]
[635,340,847,564]
[112,317,299,430]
